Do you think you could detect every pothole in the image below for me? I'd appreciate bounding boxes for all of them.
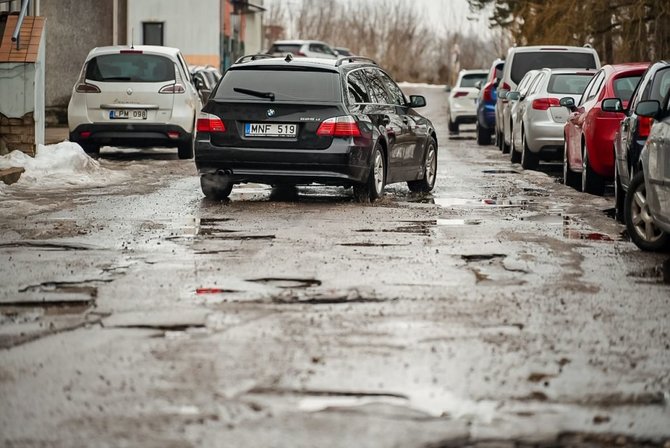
[0,241,95,251]
[248,278,322,289]
[461,254,507,262]
[339,242,409,247]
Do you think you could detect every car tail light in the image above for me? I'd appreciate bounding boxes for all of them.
[75,83,100,93]
[80,131,92,138]
[197,113,226,133]
[120,49,143,54]
[159,83,185,94]
[453,91,468,98]
[482,82,494,102]
[317,116,362,138]
[638,116,653,138]
[532,98,561,110]
[167,131,180,139]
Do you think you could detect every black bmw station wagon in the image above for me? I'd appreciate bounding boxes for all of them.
[195,54,438,202]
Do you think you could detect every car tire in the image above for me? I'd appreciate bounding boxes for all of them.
[407,138,437,192]
[80,143,100,156]
[624,171,669,251]
[200,174,233,200]
[581,146,604,195]
[448,118,458,134]
[354,144,385,203]
[563,139,579,189]
[178,135,194,159]
[614,162,625,223]
[476,122,491,145]
[520,132,539,170]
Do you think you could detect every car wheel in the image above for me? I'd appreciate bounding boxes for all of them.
[563,139,579,189]
[624,171,669,251]
[448,118,458,134]
[581,145,604,195]
[614,162,625,222]
[178,135,194,159]
[200,174,233,200]
[476,122,491,145]
[80,143,100,156]
[496,129,504,151]
[407,138,437,192]
[354,144,385,203]
[520,132,539,170]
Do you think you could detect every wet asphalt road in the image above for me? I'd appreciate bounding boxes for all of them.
[1,86,670,447]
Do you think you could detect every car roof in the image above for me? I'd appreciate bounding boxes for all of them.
[538,68,597,75]
[230,56,374,72]
[507,45,598,54]
[606,62,650,74]
[85,45,181,61]
[271,40,330,46]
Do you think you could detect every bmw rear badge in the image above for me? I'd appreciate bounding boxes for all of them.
[267,109,275,117]
[126,88,133,96]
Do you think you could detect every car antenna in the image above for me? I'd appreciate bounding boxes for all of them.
[131,28,134,50]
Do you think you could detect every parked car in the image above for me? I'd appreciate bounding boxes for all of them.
[624,94,670,251]
[334,47,353,57]
[561,63,648,195]
[68,45,201,159]
[190,65,222,104]
[507,68,594,169]
[476,58,504,145]
[503,69,541,156]
[606,61,670,221]
[195,56,438,202]
[267,40,338,59]
[495,45,601,153]
[446,69,488,133]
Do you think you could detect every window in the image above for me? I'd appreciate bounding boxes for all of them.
[650,67,670,102]
[366,69,392,104]
[579,70,603,106]
[527,73,545,95]
[460,73,488,88]
[346,69,371,105]
[143,22,164,46]
[377,71,407,106]
[85,54,175,83]
[547,74,594,95]
[510,52,597,84]
[613,75,642,103]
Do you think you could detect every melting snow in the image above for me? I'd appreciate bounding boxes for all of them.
[0,142,128,191]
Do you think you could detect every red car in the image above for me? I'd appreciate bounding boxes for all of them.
[562,63,649,195]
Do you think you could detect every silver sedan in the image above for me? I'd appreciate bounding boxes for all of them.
[508,68,595,169]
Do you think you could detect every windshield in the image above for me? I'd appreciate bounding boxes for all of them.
[460,74,488,88]
[547,74,594,94]
[511,52,597,84]
[86,53,175,82]
[216,69,341,102]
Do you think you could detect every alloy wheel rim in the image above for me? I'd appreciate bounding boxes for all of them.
[631,184,663,243]
[373,150,384,194]
[426,146,436,186]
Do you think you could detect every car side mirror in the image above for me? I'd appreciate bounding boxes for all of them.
[507,91,520,101]
[601,98,623,113]
[498,89,509,100]
[635,100,661,118]
[560,97,576,111]
[409,95,426,108]
[444,85,452,93]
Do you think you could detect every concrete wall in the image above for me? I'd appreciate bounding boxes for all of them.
[40,0,114,113]
[127,0,220,67]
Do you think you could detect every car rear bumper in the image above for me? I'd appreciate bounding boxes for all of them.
[195,139,373,186]
[69,123,192,148]
[526,121,565,154]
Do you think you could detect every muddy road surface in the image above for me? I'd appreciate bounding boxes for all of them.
[1,86,669,447]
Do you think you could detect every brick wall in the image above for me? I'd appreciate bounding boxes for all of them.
[0,112,35,156]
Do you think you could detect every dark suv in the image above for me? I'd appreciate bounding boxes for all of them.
[194,55,438,202]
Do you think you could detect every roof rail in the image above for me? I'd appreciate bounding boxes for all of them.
[234,53,274,64]
[335,56,377,67]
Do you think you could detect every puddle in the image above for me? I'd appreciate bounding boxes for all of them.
[17,279,112,298]
[0,299,94,322]
[436,219,482,226]
[0,241,95,251]
[522,214,563,224]
[561,216,622,242]
[482,169,520,175]
[434,197,532,208]
[461,254,507,262]
[249,278,322,289]
[195,287,240,295]
[339,242,409,247]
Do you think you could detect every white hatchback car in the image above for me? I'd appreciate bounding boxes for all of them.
[446,69,488,133]
[68,46,201,158]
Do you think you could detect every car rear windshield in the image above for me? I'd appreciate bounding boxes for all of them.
[269,44,301,55]
[86,53,175,82]
[460,74,488,88]
[613,75,642,102]
[215,69,341,103]
[547,74,593,94]
[511,52,597,84]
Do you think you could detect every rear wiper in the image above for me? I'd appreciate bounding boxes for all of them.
[102,76,132,81]
[234,87,275,101]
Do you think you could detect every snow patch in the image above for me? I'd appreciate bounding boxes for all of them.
[0,142,128,191]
